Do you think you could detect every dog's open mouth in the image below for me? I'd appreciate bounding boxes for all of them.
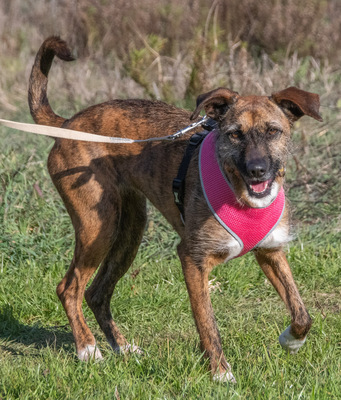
[246,179,273,198]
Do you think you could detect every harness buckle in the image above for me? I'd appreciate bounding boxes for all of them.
[189,132,207,146]
[201,118,216,132]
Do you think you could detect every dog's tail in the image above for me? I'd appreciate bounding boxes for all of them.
[28,36,74,127]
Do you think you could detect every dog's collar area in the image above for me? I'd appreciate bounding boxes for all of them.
[199,131,286,258]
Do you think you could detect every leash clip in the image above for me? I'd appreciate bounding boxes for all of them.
[168,115,209,140]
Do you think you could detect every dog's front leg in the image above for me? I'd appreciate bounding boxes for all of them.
[254,248,312,354]
[177,242,236,383]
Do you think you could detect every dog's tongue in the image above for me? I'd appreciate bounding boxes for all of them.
[251,180,269,193]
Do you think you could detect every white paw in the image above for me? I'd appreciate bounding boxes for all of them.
[78,344,103,361]
[112,342,144,356]
[120,343,144,355]
[279,326,306,354]
[213,366,236,384]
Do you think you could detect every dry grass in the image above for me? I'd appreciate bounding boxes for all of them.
[1,0,341,112]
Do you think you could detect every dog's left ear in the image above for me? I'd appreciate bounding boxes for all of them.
[190,87,239,121]
[271,87,323,122]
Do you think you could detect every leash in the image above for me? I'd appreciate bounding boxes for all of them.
[0,116,209,143]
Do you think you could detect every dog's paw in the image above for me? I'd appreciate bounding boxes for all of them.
[279,326,306,354]
[121,343,144,355]
[78,344,103,361]
[112,342,144,356]
[213,366,237,384]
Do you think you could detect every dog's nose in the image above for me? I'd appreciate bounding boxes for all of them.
[246,159,267,179]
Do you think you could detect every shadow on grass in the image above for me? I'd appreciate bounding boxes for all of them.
[0,305,74,355]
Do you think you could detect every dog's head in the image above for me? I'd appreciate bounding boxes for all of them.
[191,86,322,208]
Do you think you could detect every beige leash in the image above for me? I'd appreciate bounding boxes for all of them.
[0,116,208,143]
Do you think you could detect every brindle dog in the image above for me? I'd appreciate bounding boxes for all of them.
[28,37,322,382]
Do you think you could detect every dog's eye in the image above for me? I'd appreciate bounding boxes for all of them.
[268,127,281,136]
[230,130,241,139]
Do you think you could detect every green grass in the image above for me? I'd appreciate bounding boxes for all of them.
[0,115,340,399]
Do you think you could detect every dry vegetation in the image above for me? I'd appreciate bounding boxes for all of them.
[1,0,341,111]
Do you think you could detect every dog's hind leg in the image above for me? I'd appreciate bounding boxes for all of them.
[254,248,312,354]
[51,160,123,361]
[56,199,120,361]
[85,190,147,354]
[56,221,118,360]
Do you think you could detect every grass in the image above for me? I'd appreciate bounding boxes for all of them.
[0,107,340,399]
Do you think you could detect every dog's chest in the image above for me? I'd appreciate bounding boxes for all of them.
[212,222,291,262]
[257,224,292,249]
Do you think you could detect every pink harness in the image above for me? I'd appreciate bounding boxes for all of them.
[199,130,285,258]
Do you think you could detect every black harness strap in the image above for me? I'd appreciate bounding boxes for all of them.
[172,118,216,222]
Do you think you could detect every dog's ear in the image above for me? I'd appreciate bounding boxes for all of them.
[190,88,239,121]
[271,87,323,123]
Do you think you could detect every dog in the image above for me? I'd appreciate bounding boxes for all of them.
[27,37,322,383]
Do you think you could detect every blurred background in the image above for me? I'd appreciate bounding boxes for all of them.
[1,0,341,112]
